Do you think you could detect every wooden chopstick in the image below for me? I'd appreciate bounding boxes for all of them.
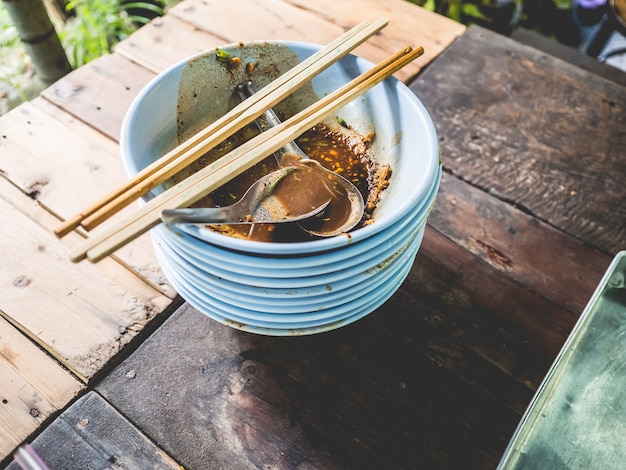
[69,45,424,263]
[54,18,389,238]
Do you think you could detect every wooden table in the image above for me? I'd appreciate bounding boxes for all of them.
[2,1,625,468]
[0,0,463,465]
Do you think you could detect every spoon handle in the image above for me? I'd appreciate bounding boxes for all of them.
[161,205,242,224]
[237,81,308,162]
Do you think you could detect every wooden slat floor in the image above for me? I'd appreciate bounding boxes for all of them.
[3,0,623,466]
[87,26,623,469]
[0,0,465,464]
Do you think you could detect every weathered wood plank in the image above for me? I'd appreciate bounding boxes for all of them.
[408,226,579,388]
[0,316,82,462]
[177,0,342,42]
[114,14,225,73]
[167,0,464,83]
[0,174,171,381]
[96,303,352,470]
[45,0,462,147]
[4,392,181,470]
[285,0,465,76]
[429,171,612,314]
[0,100,175,298]
[167,0,347,50]
[0,101,126,218]
[512,27,626,87]
[410,25,626,255]
[41,53,155,141]
[97,218,584,470]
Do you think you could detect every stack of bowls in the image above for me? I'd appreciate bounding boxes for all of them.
[120,41,441,335]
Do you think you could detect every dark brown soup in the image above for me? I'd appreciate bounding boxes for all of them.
[167,123,389,242]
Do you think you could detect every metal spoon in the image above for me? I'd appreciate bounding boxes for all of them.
[237,81,365,237]
[161,166,330,225]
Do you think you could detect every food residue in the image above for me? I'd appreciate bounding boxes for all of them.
[167,120,390,242]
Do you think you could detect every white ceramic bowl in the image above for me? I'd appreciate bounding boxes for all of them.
[120,40,441,335]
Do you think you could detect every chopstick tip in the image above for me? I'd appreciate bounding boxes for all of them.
[372,17,390,30]
[54,214,83,238]
[68,244,87,263]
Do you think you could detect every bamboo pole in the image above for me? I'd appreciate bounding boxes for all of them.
[2,0,72,84]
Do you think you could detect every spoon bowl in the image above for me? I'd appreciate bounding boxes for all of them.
[161,166,330,225]
[237,81,365,237]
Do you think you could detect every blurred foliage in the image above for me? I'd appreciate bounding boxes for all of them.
[0,0,177,111]
[407,0,519,33]
[0,5,19,49]
[407,0,581,44]
[1,0,586,113]
[60,0,166,67]
[0,6,32,101]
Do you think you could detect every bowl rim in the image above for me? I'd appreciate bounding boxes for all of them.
[120,39,440,255]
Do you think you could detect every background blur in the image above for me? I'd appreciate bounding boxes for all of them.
[1,0,625,115]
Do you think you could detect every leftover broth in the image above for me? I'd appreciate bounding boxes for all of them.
[167,122,390,242]
[166,43,391,242]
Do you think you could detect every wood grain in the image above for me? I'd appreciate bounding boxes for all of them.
[41,53,155,141]
[4,392,181,470]
[411,25,626,255]
[0,317,82,461]
[430,171,612,313]
[0,175,171,380]
[114,0,464,92]
[286,0,465,73]
[113,15,226,73]
[167,0,463,82]
[0,100,175,298]
[96,222,585,470]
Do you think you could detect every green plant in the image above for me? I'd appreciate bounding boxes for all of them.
[410,0,581,39]
[408,0,462,21]
[408,0,522,33]
[0,6,19,48]
[0,6,30,100]
[60,0,165,67]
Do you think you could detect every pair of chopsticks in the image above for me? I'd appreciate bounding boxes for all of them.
[55,18,389,239]
[62,21,424,263]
